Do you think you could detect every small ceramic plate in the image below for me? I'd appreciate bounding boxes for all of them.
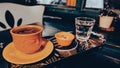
[2,38,54,64]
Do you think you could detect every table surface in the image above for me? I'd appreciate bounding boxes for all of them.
[0,18,120,68]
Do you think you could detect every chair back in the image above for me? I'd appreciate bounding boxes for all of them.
[0,3,45,31]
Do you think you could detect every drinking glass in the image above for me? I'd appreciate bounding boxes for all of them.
[75,17,96,50]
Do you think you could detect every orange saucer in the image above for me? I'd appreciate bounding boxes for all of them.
[2,39,54,64]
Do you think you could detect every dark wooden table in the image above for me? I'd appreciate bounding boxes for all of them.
[0,18,120,68]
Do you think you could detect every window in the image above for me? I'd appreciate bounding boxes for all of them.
[85,0,103,9]
[81,0,104,11]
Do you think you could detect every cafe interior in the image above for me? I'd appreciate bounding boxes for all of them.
[0,0,120,68]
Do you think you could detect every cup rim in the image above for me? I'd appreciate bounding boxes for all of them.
[10,25,43,36]
[75,17,96,22]
[55,31,75,40]
[99,15,114,18]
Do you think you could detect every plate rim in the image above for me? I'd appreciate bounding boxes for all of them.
[2,38,54,64]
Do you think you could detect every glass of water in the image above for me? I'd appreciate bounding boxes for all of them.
[75,17,96,50]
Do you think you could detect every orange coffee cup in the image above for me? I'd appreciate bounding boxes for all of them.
[10,25,43,54]
[55,32,75,46]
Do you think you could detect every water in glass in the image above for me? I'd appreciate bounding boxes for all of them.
[75,17,95,41]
